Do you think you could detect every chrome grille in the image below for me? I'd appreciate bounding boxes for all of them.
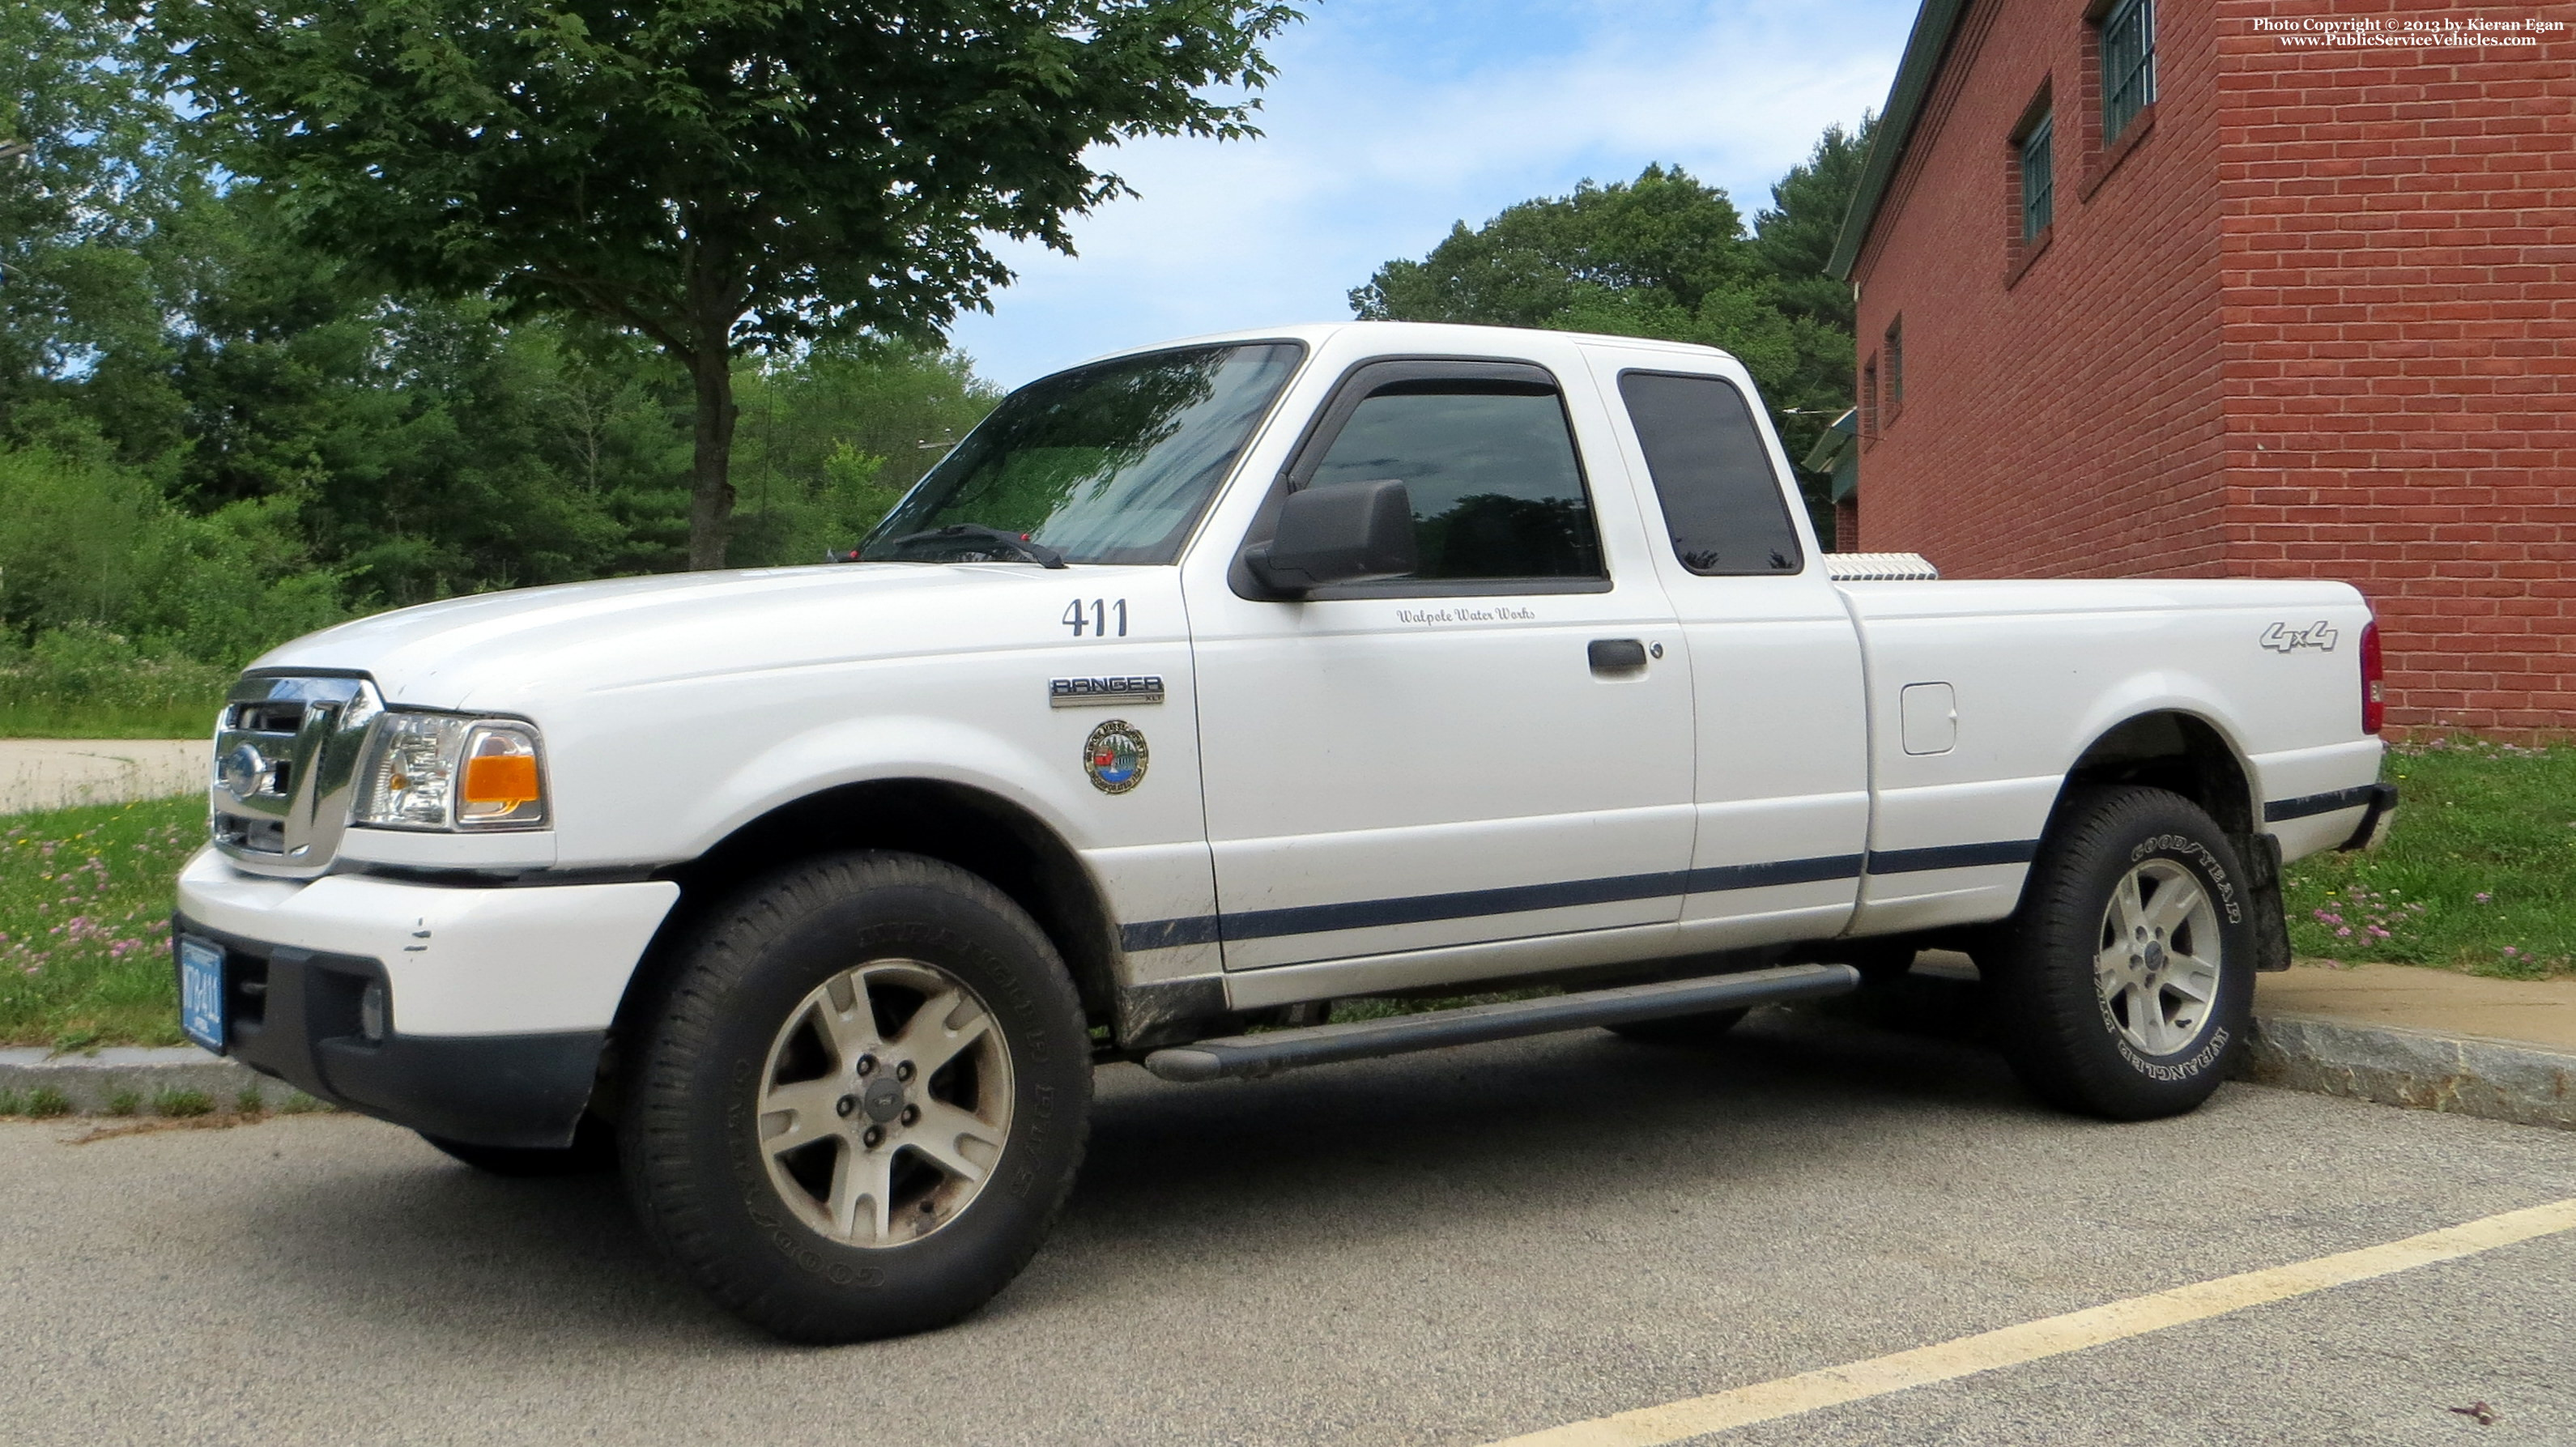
[210,675,384,878]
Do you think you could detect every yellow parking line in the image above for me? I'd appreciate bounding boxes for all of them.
[1484,1196,2576,1447]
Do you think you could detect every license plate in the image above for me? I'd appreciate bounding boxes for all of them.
[179,937,225,1052]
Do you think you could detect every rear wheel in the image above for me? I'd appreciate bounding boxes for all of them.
[621,852,1091,1342]
[1990,787,2255,1120]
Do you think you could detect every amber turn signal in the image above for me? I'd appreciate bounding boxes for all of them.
[462,752,540,807]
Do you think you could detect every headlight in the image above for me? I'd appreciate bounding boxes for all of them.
[354,713,549,831]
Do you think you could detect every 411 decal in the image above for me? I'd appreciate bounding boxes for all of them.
[1062,598,1129,637]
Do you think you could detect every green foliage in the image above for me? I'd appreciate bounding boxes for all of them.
[1352,164,1763,327]
[0,441,160,632]
[154,1087,215,1117]
[2284,738,2576,978]
[0,10,201,430]
[727,343,1002,567]
[0,436,346,730]
[1351,130,1880,542]
[24,1087,73,1117]
[160,0,1300,566]
[0,625,234,737]
[0,796,204,1048]
[1751,115,1877,334]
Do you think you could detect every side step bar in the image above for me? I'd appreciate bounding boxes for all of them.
[1142,962,1861,1083]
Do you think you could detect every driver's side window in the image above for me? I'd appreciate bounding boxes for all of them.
[1301,373,1606,585]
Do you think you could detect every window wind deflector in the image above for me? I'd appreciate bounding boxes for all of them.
[873,524,1068,568]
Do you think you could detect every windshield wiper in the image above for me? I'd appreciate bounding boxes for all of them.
[873,524,1069,569]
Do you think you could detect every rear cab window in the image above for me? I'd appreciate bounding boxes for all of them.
[1616,371,1804,577]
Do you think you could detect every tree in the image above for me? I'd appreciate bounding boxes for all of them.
[1351,130,1880,540]
[157,0,1299,568]
[1352,162,1837,531]
[0,8,200,452]
[1350,164,1760,329]
[727,340,1000,567]
[1751,113,1877,334]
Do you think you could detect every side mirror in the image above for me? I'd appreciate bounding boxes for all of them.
[1243,478,1418,594]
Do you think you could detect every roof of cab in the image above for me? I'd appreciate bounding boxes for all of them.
[1054,320,1738,382]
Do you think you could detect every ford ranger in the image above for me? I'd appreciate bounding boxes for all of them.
[175,321,2392,1340]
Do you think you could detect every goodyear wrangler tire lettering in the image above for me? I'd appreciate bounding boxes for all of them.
[1990,786,2258,1121]
[620,850,1092,1343]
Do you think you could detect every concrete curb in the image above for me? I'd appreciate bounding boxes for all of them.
[2240,1013,2576,1131]
[0,1047,317,1114]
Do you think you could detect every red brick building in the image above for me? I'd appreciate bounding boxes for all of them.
[1829,0,2576,734]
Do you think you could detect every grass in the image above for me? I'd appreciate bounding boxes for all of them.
[2282,736,2576,979]
[0,794,204,1048]
[0,702,219,739]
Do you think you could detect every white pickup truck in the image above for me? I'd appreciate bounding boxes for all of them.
[177,321,2391,1340]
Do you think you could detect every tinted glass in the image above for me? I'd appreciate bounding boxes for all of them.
[863,343,1301,565]
[1617,372,1803,576]
[1306,386,1603,581]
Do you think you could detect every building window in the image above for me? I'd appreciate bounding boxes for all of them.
[1861,355,1880,440]
[2101,0,2156,141]
[2020,115,2054,241]
[1883,317,1905,417]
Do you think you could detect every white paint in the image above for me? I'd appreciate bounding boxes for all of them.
[175,848,677,1036]
[1900,682,1956,755]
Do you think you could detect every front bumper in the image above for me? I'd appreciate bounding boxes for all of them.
[175,849,679,1148]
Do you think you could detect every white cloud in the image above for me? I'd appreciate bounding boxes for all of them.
[947,0,1914,385]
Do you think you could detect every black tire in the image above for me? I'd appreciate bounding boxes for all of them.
[421,1115,617,1177]
[1989,786,2256,1121]
[620,852,1092,1343]
[1606,1008,1749,1047]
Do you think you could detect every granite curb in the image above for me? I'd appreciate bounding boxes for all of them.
[2240,1013,2576,1131]
[0,1046,317,1114]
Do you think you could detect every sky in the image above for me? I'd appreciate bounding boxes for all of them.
[943,0,1921,388]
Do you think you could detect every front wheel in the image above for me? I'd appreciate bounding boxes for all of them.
[1989,786,2255,1121]
[621,852,1092,1343]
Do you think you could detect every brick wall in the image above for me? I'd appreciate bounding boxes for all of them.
[1849,0,2230,577]
[2216,0,2576,733]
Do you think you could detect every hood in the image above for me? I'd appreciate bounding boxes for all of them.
[252,562,1096,712]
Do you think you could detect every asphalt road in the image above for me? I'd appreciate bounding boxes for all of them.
[6,1008,2572,1447]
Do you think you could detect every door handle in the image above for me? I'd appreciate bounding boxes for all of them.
[1588,638,1650,674]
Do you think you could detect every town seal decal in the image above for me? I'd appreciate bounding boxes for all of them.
[1084,720,1148,794]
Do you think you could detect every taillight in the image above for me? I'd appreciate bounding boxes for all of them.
[2359,621,2385,734]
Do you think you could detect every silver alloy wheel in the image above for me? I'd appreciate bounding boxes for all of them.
[2093,858,2225,1056]
[754,959,1014,1247]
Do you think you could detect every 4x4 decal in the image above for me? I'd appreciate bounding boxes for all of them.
[2260,620,2340,653]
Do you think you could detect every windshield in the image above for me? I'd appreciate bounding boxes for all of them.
[860,342,1305,565]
